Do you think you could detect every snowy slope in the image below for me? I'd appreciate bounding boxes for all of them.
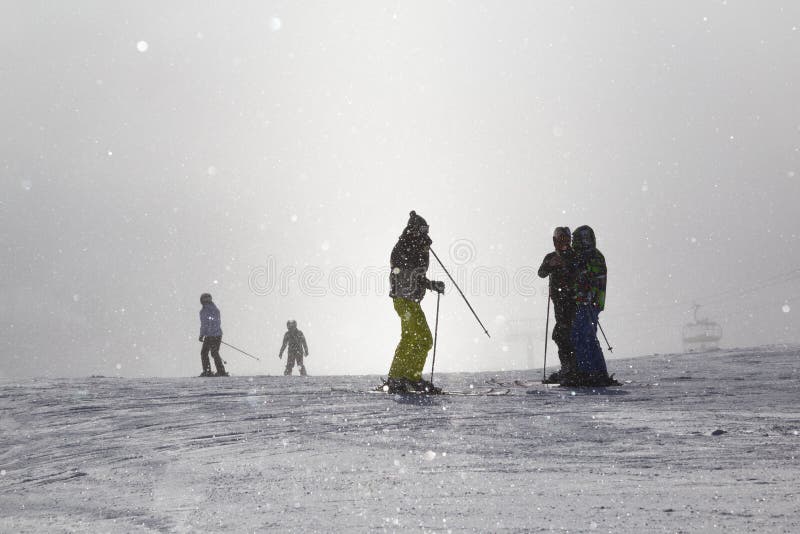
[1,346,798,533]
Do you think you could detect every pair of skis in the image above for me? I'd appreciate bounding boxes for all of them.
[371,384,511,397]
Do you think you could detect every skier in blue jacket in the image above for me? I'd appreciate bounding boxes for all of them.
[198,293,228,377]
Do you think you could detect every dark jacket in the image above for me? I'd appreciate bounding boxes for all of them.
[538,249,577,308]
[572,226,607,311]
[280,329,308,356]
[389,223,434,302]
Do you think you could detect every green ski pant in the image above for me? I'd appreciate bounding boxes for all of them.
[388,298,433,381]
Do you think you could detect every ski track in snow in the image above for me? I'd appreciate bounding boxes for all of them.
[1,346,799,533]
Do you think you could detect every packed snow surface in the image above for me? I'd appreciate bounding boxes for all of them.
[1,346,799,532]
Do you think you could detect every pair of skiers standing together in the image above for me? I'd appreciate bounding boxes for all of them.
[384,211,616,393]
[537,226,617,387]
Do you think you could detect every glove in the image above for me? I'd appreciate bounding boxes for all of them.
[198,335,205,342]
[278,353,283,360]
[305,353,310,358]
[431,280,445,294]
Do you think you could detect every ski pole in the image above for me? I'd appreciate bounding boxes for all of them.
[597,320,613,353]
[220,341,262,361]
[430,290,441,386]
[542,290,551,382]
[429,246,490,338]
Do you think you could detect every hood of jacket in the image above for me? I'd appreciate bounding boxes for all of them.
[572,225,596,253]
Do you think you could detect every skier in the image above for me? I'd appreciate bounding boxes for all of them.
[385,211,445,393]
[538,227,577,383]
[279,320,309,376]
[198,293,228,377]
[563,226,618,386]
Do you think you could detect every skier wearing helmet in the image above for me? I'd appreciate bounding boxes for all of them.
[198,293,228,377]
[279,320,309,376]
[538,226,577,383]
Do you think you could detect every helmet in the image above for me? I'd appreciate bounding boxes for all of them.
[200,293,212,304]
[287,319,297,329]
[553,226,571,240]
[552,227,571,249]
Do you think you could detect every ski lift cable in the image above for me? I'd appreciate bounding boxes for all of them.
[600,293,800,341]
[692,265,800,296]
[705,293,800,319]
[608,287,797,326]
[603,266,800,320]
[684,268,800,307]
[603,291,800,333]
[661,294,799,330]
[698,273,800,308]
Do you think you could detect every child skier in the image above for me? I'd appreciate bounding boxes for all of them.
[279,320,309,376]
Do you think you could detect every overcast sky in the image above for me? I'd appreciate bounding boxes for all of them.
[2,1,799,378]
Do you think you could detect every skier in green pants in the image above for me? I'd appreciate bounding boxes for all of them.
[385,211,445,393]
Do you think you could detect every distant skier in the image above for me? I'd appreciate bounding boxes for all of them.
[198,293,228,377]
[538,226,577,383]
[279,320,309,376]
[564,226,618,386]
[385,211,445,393]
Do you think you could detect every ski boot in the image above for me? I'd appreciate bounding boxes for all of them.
[382,377,413,393]
[598,373,621,386]
[542,370,562,384]
[200,370,214,377]
[412,379,442,395]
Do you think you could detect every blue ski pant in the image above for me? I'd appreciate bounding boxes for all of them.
[571,305,608,376]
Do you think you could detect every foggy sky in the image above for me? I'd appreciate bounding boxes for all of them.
[2,1,799,378]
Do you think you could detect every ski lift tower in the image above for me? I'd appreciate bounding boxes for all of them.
[682,304,723,352]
